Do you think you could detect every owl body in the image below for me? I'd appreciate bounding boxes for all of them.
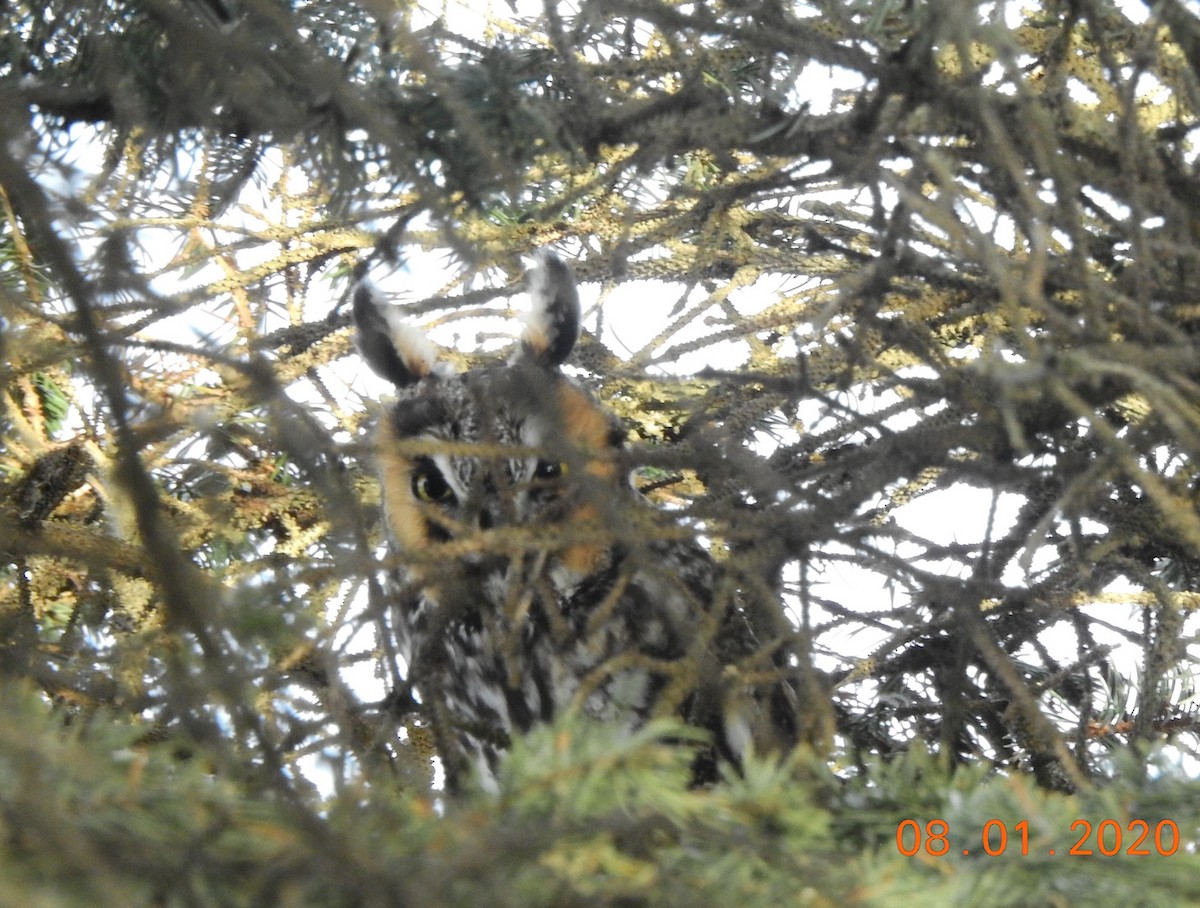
[355,253,794,788]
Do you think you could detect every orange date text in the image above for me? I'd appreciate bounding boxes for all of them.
[896,818,1181,857]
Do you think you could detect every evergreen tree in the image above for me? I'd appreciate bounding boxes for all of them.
[2,0,1200,903]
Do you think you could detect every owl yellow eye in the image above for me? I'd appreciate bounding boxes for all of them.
[411,460,455,503]
[534,459,567,480]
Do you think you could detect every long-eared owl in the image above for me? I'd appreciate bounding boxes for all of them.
[355,252,797,789]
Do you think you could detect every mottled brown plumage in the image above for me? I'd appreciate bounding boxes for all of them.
[355,252,797,789]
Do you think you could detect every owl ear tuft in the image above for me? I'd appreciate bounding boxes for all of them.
[353,281,442,387]
[519,251,580,367]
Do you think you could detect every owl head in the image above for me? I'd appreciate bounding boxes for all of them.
[353,252,627,592]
